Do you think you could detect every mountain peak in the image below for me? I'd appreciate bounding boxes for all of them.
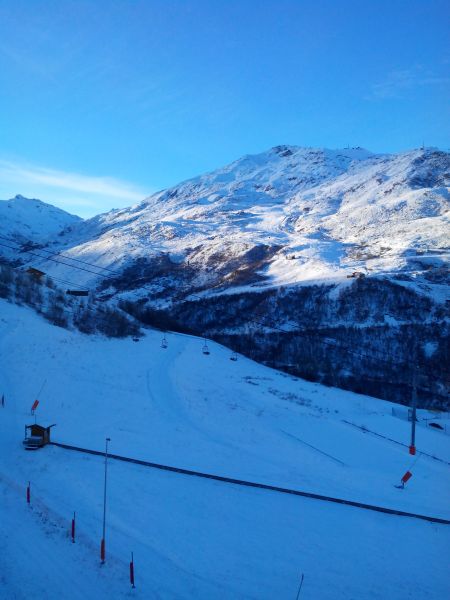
[0,194,82,246]
[11,194,43,204]
[268,144,373,157]
[0,146,448,297]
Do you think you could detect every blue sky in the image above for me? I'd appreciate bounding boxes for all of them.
[0,0,448,217]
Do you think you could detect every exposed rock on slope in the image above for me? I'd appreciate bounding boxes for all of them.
[0,147,448,406]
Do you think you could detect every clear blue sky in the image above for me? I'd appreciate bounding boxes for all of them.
[0,0,448,216]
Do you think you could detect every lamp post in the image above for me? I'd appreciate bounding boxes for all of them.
[101,437,111,563]
[409,369,417,455]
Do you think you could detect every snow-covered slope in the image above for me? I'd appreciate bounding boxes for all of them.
[0,300,449,598]
[0,194,81,254]
[1,147,447,406]
[10,146,447,299]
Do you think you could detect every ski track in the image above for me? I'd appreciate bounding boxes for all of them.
[0,301,449,599]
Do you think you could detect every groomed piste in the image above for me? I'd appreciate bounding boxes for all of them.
[1,300,449,599]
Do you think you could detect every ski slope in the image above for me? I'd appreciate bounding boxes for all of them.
[0,300,449,599]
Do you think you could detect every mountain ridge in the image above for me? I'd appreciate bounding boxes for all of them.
[0,145,448,406]
[17,144,446,299]
[0,194,81,248]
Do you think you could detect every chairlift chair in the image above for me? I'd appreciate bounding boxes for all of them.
[202,340,210,355]
[161,335,168,349]
[230,351,238,362]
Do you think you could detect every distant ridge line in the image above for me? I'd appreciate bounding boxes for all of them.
[50,441,450,525]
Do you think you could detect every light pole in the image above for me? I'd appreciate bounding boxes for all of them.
[101,437,111,563]
[409,369,417,455]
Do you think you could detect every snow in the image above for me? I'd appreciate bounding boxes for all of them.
[0,195,81,245]
[1,300,449,598]
[423,341,438,357]
[3,146,447,304]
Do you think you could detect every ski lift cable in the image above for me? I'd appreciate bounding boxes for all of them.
[0,241,116,280]
[0,240,116,279]
[1,242,447,383]
[7,252,445,390]
[56,299,139,331]
[39,248,121,275]
[185,292,449,384]
[5,252,443,384]
[0,261,137,335]
[0,234,121,275]
[249,316,450,384]
[247,316,450,383]
[185,292,396,362]
[44,275,88,290]
[0,261,90,293]
[232,296,445,378]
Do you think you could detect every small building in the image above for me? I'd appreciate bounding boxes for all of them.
[23,423,56,450]
[66,290,89,297]
[346,271,366,279]
[26,267,46,280]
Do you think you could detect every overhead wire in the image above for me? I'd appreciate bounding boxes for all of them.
[0,234,121,275]
[0,258,92,294]
[184,292,450,385]
[1,238,448,385]
[14,272,136,333]
[45,275,88,290]
[0,240,116,280]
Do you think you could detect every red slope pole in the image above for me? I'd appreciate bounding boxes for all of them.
[26,481,30,504]
[100,538,105,562]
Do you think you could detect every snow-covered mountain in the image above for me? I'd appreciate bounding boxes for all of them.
[1,146,448,297]
[4,146,450,302]
[1,146,448,406]
[0,195,82,259]
[2,150,448,598]
[0,194,81,245]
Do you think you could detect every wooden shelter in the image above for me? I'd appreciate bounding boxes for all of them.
[26,267,46,280]
[23,423,56,450]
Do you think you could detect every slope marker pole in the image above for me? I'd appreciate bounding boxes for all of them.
[101,437,111,564]
[129,551,136,588]
[409,368,417,455]
[71,511,76,543]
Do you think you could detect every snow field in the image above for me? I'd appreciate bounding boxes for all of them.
[2,446,449,600]
[4,147,447,300]
[0,300,449,598]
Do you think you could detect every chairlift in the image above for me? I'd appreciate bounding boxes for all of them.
[202,339,210,355]
[161,335,168,349]
[230,351,238,362]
